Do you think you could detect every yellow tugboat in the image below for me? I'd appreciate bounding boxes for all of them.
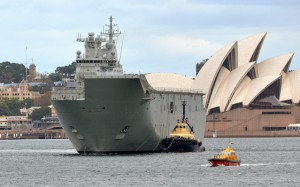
[161,101,204,152]
[208,143,241,167]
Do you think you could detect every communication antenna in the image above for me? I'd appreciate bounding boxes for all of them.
[24,47,29,100]
[118,31,125,64]
[25,47,28,82]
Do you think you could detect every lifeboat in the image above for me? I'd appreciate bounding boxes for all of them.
[161,101,203,152]
[208,145,241,167]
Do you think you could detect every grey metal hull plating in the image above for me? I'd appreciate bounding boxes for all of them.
[51,78,206,153]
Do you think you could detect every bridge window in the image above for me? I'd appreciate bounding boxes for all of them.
[170,102,174,113]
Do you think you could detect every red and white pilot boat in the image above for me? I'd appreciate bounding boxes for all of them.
[208,144,241,167]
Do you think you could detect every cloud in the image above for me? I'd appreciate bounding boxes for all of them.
[149,35,222,57]
[0,0,299,76]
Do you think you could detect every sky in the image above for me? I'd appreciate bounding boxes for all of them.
[1,0,300,78]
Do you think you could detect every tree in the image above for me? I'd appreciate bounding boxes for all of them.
[20,98,34,109]
[34,93,51,107]
[0,61,26,83]
[55,62,76,78]
[5,99,21,115]
[0,100,10,115]
[48,73,62,82]
[29,82,54,94]
[31,107,51,120]
[0,98,22,115]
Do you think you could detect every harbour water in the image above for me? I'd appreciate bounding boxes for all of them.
[0,138,299,186]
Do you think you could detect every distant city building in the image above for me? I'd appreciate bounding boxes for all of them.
[0,115,32,130]
[27,63,48,82]
[20,105,58,128]
[0,80,40,100]
[28,63,37,82]
[193,32,300,137]
[0,116,9,130]
[20,106,41,115]
[32,75,42,82]
[20,105,56,117]
[33,115,60,129]
[49,105,57,117]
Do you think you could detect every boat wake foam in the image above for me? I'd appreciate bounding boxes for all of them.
[0,149,77,154]
[241,162,300,167]
[200,164,211,167]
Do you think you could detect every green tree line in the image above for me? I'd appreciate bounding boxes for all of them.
[0,61,76,83]
[0,98,51,120]
[0,98,33,116]
[0,61,26,83]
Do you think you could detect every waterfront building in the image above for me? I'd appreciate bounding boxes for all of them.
[193,32,300,137]
[28,63,37,82]
[0,116,10,130]
[48,105,57,117]
[7,116,32,130]
[0,80,40,100]
[0,115,32,131]
[20,106,41,116]
[33,115,60,129]
[0,115,65,139]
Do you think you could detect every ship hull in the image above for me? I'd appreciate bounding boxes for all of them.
[208,158,241,167]
[51,77,206,153]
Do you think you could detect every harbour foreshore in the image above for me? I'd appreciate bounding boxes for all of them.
[0,129,67,140]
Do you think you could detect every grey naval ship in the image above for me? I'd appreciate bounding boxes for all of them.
[51,16,206,154]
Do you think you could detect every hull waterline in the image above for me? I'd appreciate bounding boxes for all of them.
[161,138,202,152]
[208,158,241,167]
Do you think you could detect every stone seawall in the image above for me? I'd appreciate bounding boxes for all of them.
[205,130,300,138]
[0,129,67,140]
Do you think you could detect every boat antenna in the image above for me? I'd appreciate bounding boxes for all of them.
[119,31,124,64]
[182,101,186,122]
[182,101,194,133]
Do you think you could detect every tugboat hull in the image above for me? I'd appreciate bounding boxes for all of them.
[208,158,241,167]
[161,138,202,152]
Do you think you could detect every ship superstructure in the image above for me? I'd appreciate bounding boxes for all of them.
[75,16,122,78]
[51,16,206,153]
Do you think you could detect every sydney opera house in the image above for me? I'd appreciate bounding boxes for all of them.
[193,32,300,137]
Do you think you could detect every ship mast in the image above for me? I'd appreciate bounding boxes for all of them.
[182,101,186,122]
[182,101,194,133]
[109,16,113,43]
[102,16,121,44]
